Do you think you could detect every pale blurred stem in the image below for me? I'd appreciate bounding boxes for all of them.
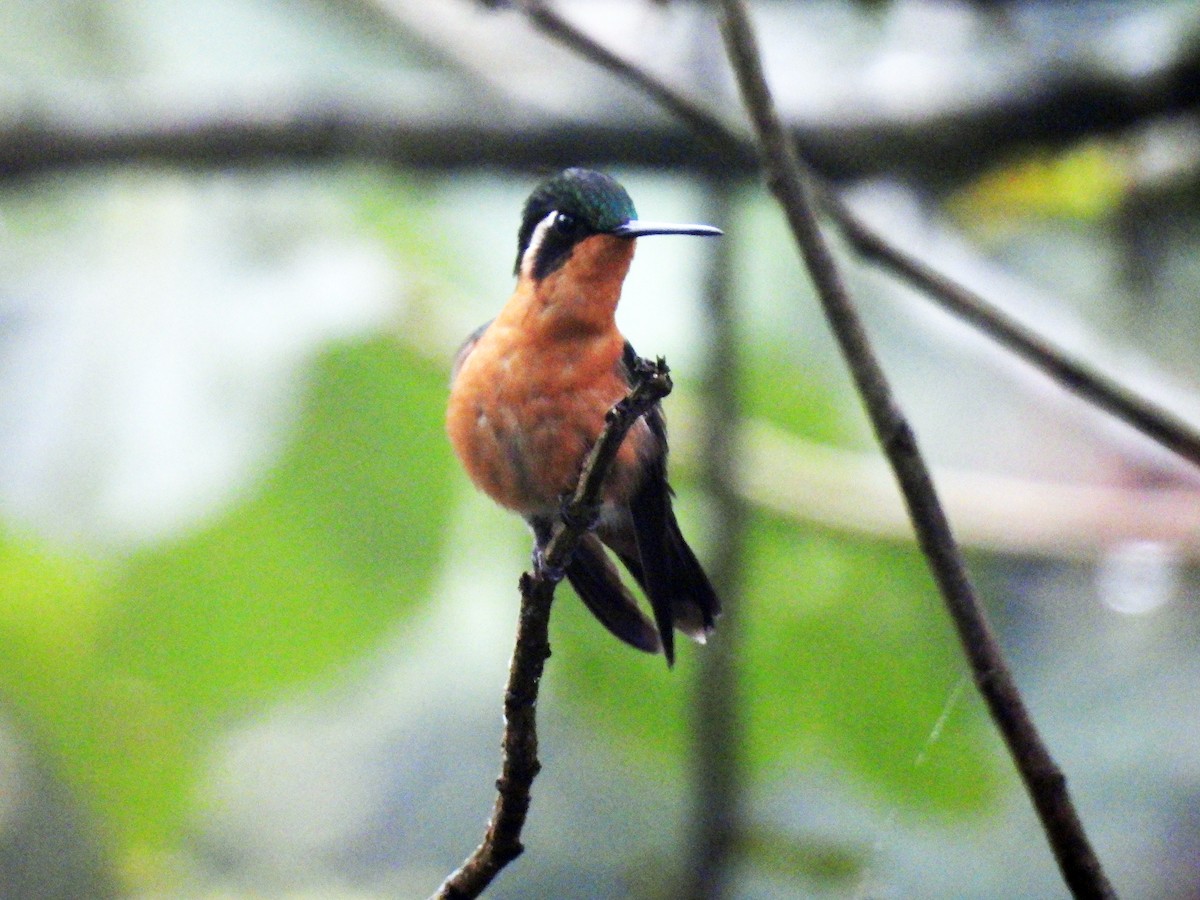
[681,176,746,900]
[513,0,1200,472]
[718,2,1115,899]
[430,361,672,900]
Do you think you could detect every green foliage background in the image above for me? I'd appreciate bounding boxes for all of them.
[0,336,457,877]
[0,304,1004,893]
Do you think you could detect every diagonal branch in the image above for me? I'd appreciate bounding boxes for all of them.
[826,205,1200,468]
[716,1,1114,897]
[514,0,752,159]
[513,0,1200,472]
[430,357,672,900]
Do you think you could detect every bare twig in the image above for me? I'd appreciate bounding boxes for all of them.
[430,358,673,900]
[513,0,1200,473]
[717,1,1114,897]
[513,0,753,160]
[826,205,1200,469]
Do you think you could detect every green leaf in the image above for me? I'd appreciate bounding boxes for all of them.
[106,338,452,705]
[0,533,107,736]
[741,515,1001,813]
[741,346,862,447]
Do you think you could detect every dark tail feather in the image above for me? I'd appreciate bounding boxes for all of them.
[566,534,662,654]
[627,483,721,666]
[604,533,718,640]
[663,512,721,636]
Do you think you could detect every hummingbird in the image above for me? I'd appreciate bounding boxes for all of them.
[445,167,722,665]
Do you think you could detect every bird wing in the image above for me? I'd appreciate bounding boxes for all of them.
[616,341,721,665]
[450,320,492,384]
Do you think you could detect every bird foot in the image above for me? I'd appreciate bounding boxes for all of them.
[558,494,600,533]
[532,545,566,583]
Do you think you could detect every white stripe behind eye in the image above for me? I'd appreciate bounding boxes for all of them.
[520,210,560,280]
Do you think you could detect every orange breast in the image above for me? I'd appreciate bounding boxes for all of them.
[446,321,653,515]
[447,233,655,514]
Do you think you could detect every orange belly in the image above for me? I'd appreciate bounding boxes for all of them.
[447,323,652,515]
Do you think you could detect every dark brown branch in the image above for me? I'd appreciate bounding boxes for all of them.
[0,110,716,180]
[430,358,672,900]
[514,0,1200,474]
[8,11,1197,184]
[717,2,1114,898]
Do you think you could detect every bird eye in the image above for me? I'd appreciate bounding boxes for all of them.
[553,211,577,234]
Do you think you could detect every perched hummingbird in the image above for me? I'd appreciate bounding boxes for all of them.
[446,168,722,665]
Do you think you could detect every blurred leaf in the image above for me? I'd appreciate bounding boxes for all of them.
[736,823,867,887]
[951,140,1131,224]
[107,337,452,706]
[0,534,107,733]
[0,336,454,881]
[740,347,859,447]
[741,515,1001,814]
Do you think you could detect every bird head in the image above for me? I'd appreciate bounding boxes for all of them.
[514,168,722,280]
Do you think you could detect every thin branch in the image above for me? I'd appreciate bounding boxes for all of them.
[513,0,1200,473]
[514,0,753,160]
[717,2,1114,898]
[430,358,673,900]
[825,203,1200,469]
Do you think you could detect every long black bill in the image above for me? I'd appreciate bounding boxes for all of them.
[610,221,723,238]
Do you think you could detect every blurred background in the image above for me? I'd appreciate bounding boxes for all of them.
[2,1,1200,897]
